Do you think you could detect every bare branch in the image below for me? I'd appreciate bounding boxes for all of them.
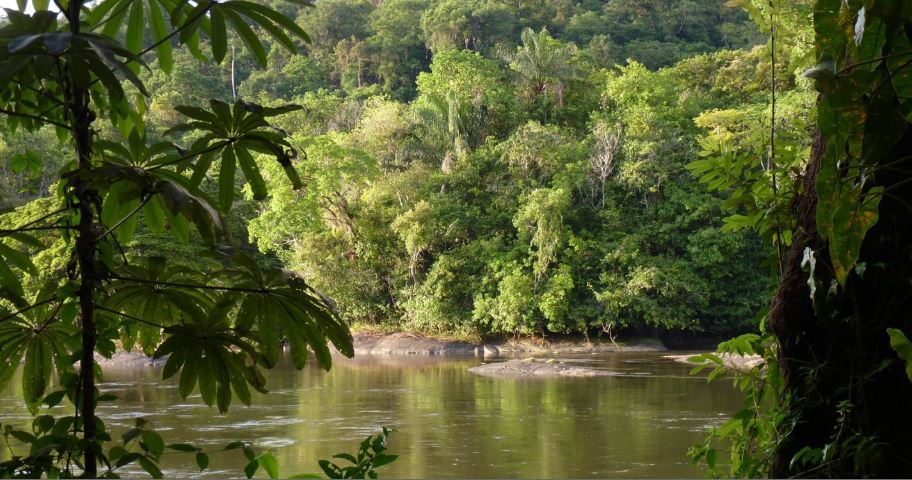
[0,107,69,129]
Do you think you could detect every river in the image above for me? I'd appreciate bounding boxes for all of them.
[0,351,741,478]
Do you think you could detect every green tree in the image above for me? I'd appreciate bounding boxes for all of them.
[420,0,516,53]
[297,0,374,64]
[366,0,430,100]
[764,0,912,475]
[501,28,577,121]
[0,0,353,477]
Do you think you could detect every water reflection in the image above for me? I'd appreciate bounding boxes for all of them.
[0,352,740,478]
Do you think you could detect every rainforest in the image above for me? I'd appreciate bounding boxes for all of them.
[1,0,911,477]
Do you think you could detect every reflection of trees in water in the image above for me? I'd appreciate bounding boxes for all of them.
[1,353,741,477]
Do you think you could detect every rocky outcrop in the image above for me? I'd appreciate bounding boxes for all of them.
[468,358,617,378]
[352,333,479,355]
[663,353,764,372]
[490,337,666,354]
[94,351,166,369]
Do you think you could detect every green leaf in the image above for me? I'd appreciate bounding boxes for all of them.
[219,144,237,211]
[887,328,912,383]
[142,430,165,459]
[196,451,210,471]
[149,0,173,73]
[144,195,168,234]
[33,414,54,433]
[209,8,228,62]
[0,242,38,276]
[167,443,198,452]
[706,448,718,469]
[244,460,260,479]
[0,261,24,297]
[42,390,66,408]
[256,299,279,366]
[23,338,52,412]
[198,353,216,406]
[9,151,41,174]
[258,452,280,479]
[236,148,267,200]
[829,187,882,285]
[125,0,145,71]
[178,347,200,398]
[222,8,267,66]
[138,456,164,479]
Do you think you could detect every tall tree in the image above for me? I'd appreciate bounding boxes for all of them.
[767,0,912,475]
[0,0,352,477]
[501,28,577,120]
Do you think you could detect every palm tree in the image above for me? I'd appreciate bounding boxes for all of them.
[502,28,577,118]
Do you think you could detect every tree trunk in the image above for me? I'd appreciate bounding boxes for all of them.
[769,126,912,476]
[65,2,99,477]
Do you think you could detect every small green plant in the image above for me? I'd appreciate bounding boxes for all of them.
[1,411,397,480]
[318,428,398,479]
[687,330,783,477]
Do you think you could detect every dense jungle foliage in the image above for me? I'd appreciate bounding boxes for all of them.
[3,0,912,477]
[0,0,806,340]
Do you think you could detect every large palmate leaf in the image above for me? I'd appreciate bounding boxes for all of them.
[85,158,228,245]
[0,10,68,133]
[0,290,76,413]
[163,99,304,211]
[220,252,353,370]
[0,24,149,105]
[0,236,39,299]
[85,0,185,73]
[101,254,351,413]
[85,0,313,69]
[210,0,312,65]
[104,257,215,354]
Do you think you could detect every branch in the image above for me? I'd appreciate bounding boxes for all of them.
[96,304,218,343]
[836,50,912,75]
[35,301,64,333]
[137,1,217,59]
[88,0,135,32]
[0,297,58,325]
[94,304,177,332]
[147,140,230,172]
[112,274,269,294]
[0,206,69,238]
[94,194,152,243]
[11,80,65,107]
[0,108,69,129]
[0,225,75,235]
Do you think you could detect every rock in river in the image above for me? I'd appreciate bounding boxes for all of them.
[468,358,616,378]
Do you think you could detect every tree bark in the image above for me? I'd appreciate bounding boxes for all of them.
[768,126,912,477]
[64,1,99,476]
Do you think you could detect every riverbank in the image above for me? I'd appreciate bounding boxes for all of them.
[93,333,669,368]
[352,332,667,356]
